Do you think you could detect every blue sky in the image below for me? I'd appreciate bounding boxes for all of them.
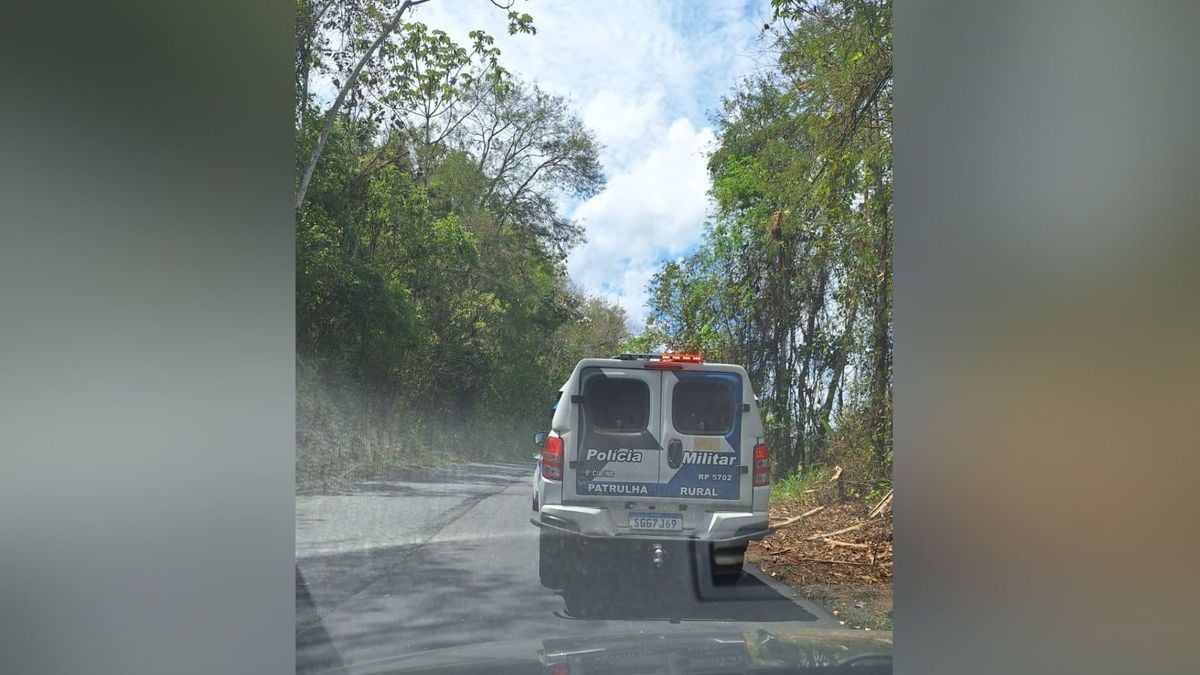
[414,0,774,329]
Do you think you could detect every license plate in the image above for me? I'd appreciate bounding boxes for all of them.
[628,512,682,531]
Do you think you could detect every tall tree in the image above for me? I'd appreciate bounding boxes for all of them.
[640,0,892,479]
[295,0,536,210]
[295,5,608,483]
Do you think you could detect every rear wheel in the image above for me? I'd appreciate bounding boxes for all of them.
[711,543,747,584]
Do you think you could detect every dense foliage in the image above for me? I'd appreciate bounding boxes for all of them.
[636,0,892,486]
[293,0,893,492]
[294,3,626,487]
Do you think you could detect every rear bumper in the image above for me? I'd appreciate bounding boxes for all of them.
[531,513,772,547]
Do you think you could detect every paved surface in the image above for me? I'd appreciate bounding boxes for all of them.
[296,463,837,673]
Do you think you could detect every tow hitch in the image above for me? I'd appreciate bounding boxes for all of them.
[651,543,666,568]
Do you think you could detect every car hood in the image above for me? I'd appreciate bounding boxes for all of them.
[321,627,892,674]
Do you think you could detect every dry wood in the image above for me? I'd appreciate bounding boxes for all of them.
[807,521,865,541]
[770,505,825,530]
[824,539,869,549]
[868,489,893,519]
[795,557,874,566]
[829,465,845,500]
[766,547,795,556]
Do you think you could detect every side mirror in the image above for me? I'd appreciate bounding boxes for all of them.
[533,431,548,447]
[533,453,542,461]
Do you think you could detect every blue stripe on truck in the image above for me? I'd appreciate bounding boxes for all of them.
[659,458,741,499]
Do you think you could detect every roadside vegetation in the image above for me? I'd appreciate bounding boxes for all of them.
[629,0,892,492]
[628,0,893,625]
[293,0,894,569]
[294,1,628,490]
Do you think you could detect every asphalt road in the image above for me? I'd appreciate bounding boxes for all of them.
[296,463,838,673]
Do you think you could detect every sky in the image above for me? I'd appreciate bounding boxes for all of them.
[414,0,773,330]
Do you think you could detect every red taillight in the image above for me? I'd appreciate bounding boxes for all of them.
[542,435,563,481]
[753,443,770,487]
[661,352,703,363]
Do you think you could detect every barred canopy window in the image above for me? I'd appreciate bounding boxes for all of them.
[672,381,734,435]
[583,377,649,432]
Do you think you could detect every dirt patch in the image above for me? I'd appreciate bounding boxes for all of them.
[748,496,893,630]
[796,584,892,631]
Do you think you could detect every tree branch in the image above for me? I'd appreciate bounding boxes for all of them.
[296,0,434,211]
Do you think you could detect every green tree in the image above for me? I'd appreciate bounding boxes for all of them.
[544,288,631,386]
[295,0,536,210]
[294,6,612,486]
[639,0,892,482]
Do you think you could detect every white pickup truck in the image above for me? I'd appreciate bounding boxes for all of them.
[531,352,772,592]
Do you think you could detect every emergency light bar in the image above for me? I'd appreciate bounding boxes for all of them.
[615,352,705,363]
[660,352,703,363]
[617,352,706,369]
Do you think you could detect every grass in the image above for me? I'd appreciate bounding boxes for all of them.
[769,466,831,504]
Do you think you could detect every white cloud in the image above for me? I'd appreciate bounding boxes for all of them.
[582,89,664,167]
[567,118,715,326]
[411,0,772,329]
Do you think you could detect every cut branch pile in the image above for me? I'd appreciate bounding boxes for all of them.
[770,505,825,530]
[748,489,893,597]
[807,521,865,541]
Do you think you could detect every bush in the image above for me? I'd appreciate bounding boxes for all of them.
[296,358,535,492]
[815,404,892,500]
[769,465,831,504]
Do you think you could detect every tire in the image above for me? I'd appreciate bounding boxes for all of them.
[532,493,538,512]
[711,543,747,584]
[538,528,568,589]
[712,563,744,582]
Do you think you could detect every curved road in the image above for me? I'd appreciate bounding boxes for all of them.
[296,463,836,673]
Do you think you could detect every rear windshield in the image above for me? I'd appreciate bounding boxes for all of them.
[583,377,649,432]
[672,380,735,435]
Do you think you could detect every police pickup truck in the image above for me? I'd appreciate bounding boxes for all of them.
[531,353,771,592]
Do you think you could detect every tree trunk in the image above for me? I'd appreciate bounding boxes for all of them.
[797,258,827,466]
[824,301,856,423]
[868,164,893,463]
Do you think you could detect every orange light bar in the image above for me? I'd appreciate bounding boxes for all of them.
[660,353,703,363]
